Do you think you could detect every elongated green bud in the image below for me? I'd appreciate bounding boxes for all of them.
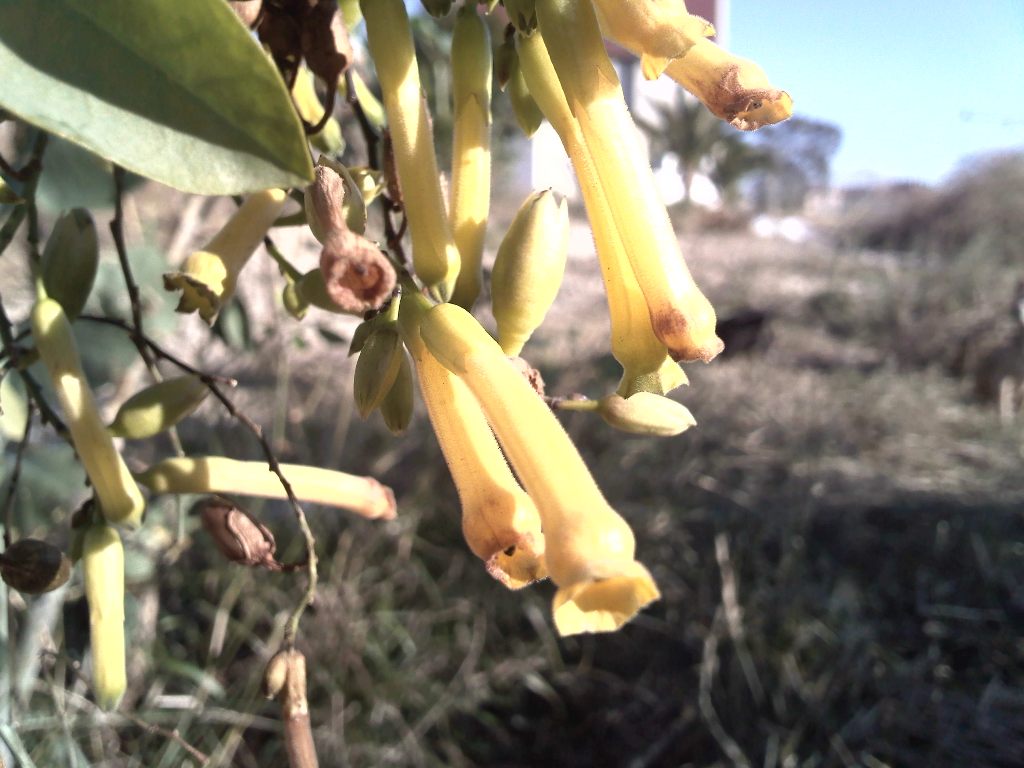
[508,55,544,137]
[107,375,209,439]
[41,208,98,320]
[379,350,414,434]
[31,297,146,528]
[449,4,493,309]
[354,326,403,418]
[82,522,126,710]
[491,189,569,356]
[597,392,696,436]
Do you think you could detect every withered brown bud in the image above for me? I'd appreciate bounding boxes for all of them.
[198,496,281,570]
[258,2,304,83]
[319,232,397,315]
[263,649,291,699]
[301,0,353,85]
[0,539,72,595]
[228,1,263,29]
[307,164,348,241]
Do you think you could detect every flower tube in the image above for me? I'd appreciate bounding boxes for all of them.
[419,302,660,635]
[136,457,397,521]
[399,293,545,589]
[536,0,723,363]
[164,189,288,323]
[361,0,461,298]
[517,29,686,395]
[589,0,792,130]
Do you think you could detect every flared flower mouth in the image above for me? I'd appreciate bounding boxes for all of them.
[163,251,230,323]
[552,561,660,635]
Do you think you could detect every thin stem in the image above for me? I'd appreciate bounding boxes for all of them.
[119,710,211,765]
[110,166,157,372]
[1,404,33,549]
[344,68,408,265]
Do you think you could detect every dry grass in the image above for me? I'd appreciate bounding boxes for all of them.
[9,190,1024,766]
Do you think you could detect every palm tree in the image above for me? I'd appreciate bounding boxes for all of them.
[639,95,775,207]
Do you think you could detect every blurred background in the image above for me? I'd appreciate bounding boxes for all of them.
[1,0,1023,765]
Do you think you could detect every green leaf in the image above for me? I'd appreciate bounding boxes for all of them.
[0,0,313,194]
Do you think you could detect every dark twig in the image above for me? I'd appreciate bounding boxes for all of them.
[1,404,33,549]
[119,710,211,765]
[0,152,39,183]
[110,166,157,372]
[304,77,339,136]
[344,68,408,265]
[76,314,317,646]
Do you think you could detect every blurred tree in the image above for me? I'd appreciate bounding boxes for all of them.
[746,116,842,211]
[638,95,781,208]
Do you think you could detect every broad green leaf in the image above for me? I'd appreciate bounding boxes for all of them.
[0,0,314,194]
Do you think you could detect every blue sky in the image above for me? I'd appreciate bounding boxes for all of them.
[730,0,1024,187]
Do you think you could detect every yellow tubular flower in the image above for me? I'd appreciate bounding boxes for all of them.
[361,0,461,297]
[590,0,713,80]
[517,30,686,395]
[419,303,660,635]
[164,189,288,323]
[31,297,146,528]
[82,523,126,710]
[448,4,492,309]
[665,41,794,131]
[135,457,397,521]
[399,294,545,589]
[537,0,723,364]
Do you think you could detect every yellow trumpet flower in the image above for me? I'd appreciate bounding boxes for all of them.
[517,29,686,395]
[164,189,288,323]
[399,294,545,589]
[361,0,461,298]
[590,0,793,130]
[419,303,659,635]
[537,0,723,364]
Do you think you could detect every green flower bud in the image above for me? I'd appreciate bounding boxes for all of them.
[490,189,569,355]
[353,326,403,418]
[494,32,516,91]
[597,392,696,437]
[282,278,310,320]
[41,208,99,320]
[379,350,414,434]
[107,375,210,439]
[0,539,72,594]
[508,54,544,137]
